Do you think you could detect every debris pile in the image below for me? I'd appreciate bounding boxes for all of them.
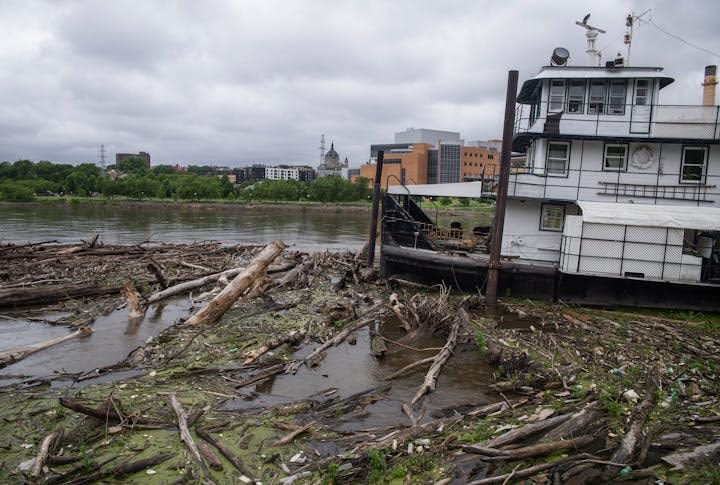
[0,240,719,483]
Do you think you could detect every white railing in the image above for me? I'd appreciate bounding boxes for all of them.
[515,103,720,140]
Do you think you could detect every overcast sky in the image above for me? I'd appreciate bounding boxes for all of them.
[1,0,718,168]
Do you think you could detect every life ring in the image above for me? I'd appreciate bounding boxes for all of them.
[631,145,655,170]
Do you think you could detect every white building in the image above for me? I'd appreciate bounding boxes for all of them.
[265,166,300,181]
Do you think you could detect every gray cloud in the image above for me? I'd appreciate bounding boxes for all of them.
[1,0,718,167]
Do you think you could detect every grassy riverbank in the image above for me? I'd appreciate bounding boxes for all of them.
[21,195,496,218]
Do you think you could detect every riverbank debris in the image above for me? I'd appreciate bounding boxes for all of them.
[1,239,719,483]
[185,241,286,325]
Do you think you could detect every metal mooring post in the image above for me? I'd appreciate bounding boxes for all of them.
[366,150,385,267]
[486,70,518,306]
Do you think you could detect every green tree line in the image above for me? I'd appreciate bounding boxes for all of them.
[0,158,371,203]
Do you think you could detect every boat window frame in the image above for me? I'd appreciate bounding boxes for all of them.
[545,141,571,177]
[540,203,565,232]
[608,80,627,115]
[567,79,586,114]
[603,143,629,171]
[588,80,607,114]
[634,79,650,106]
[548,79,566,113]
[680,146,708,184]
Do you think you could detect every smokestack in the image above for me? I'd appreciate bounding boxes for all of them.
[703,65,717,106]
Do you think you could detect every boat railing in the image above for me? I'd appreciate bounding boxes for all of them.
[382,193,490,253]
[507,164,719,204]
[514,102,720,140]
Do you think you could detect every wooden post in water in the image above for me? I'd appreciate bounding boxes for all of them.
[486,70,518,306]
[366,150,385,267]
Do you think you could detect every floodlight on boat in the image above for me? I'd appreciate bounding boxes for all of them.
[551,47,570,66]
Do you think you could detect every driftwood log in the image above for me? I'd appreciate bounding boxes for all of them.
[185,241,286,325]
[243,329,307,365]
[0,326,92,369]
[410,317,460,406]
[145,266,247,306]
[287,301,384,372]
[610,366,661,466]
[166,393,208,473]
[196,427,255,480]
[0,284,120,309]
[31,430,60,478]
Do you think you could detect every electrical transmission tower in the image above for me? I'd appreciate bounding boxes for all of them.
[99,144,106,169]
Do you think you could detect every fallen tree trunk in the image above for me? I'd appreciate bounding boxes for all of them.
[0,284,120,309]
[610,366,661,466]
[541,401,600,442]
[185,241,286,325]
[145,267,247,306]
[484,412,573,448]
[410,317,460,406]
[0,326,92,369]
[481,435,594,461]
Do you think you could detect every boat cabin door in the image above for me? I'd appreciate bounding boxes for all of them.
[630,79,653,134]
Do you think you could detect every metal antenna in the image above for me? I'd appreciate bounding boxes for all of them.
[99,144,106,168]
[624,9,651,66]
[576,13,607,65]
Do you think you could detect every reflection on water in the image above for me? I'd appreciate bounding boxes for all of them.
[0,298,189,386]
[0,202,370,250]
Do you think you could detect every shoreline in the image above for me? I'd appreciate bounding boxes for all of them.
[1,197,493,216]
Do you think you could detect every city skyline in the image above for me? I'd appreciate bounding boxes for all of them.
[1,1,718,168]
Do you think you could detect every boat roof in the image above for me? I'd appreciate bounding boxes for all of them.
[577,201,720,231]
[517,65,674,104]
[387,181,485,198]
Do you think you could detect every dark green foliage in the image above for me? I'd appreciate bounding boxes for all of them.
[0,160,373,203]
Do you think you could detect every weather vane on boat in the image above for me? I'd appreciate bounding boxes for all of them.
[575,13,607,66]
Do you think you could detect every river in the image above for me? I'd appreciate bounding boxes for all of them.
[0,202,371,251]
[0,202,372,385]
[0,202,492,393]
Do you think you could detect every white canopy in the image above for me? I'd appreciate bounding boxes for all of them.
[387,181,485,198]
[577,201,720,231]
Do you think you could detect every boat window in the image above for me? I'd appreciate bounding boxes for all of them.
[603,144,628,171]
[540,203,565,231]
[546,141,570,176]
[680,146,708,183]
[549,80,566,113]
[608,80,627,115]
[588,80,606,114]
[567,80,585,113]
[634,79,650,106]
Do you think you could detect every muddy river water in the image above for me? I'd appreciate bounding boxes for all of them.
[0,202,501,427]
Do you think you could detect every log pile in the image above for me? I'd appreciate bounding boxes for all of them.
[2,239,720,484]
